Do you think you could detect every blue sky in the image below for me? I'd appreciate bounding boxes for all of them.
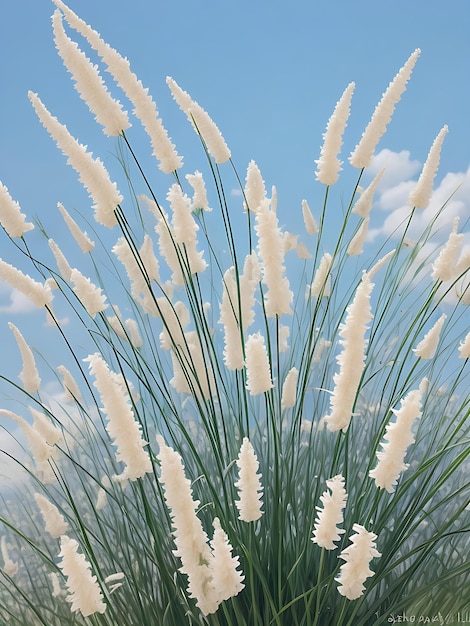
[0,1,469,482]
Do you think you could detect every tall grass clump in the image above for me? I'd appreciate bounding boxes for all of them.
[0,3,469,625]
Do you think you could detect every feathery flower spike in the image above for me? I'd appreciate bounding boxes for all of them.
[408,125,448,208]
[413,314,446,359]
[235,437,264,522]
[310,253,333,298]
[0,181,34,237]
[167,76,231,163]
[186,171,211,211]
[34,493,69,538]
[324,273,374,432]
[352,168,385,217]
[57,364,82,402]
[0,409,52,465]
[58,535,106,617]
[255,202,293,317]
[244,160,267,213]
[8,323,41,393]
[431,217,463,282]
[336,524,381,599]
[85,353,152,480]
[210,518,245,603]
[347,217,370,256]
[156,435,218,615]
[312,475,348,549]
[57,203,95,252]
[350,49,420,168]
[302,199,319,235]
[315,82,355,185]
[244,332,274,395]
[0,258,53,308]
[70,268,108,318]
[369,379,426,492]
[52,0,182,173]
[1,537,18,578]
[28,91,122,227]
[49,238,73,281]
[52,9,130,136]
[459,331,470,359]
[281,367,299,410]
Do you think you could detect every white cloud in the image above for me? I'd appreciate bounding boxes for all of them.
[366,148,421,192]
[0,425,28,489]
[0,283,36,314]
[231,188,243,197]
[365,149,470,245]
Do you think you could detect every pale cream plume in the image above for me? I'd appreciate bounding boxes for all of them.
[85,353,152,480]
[167,76,230,163]
[324,273,374,432]
[57,202,95,252]
[350,49,420,168]
[8,322,41,393]
[0,181,34,237]
[58,535,106,616]
[0,258,53,308]
[53,0,182,173]
[29,91,122,227]
[315,82,355,185]
[336,524,381,600]
[235,438,264,522]
[408,125,448,209]
[52,9,130,135]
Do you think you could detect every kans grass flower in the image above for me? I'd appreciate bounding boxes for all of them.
[408,125,448,209]
[324,273,374,432]
[369,379,426,492]
[52,9,130,136]
[336,524,381,600]
[34,493,69,538]
[210,518,245,604]
[347,217,370,256]
[431,216,463,282]
[255,202,293,317]
[0,258,53,308]
[459,331,470,358]
[57,202,95,253]
[70,268,108,317]
[58,535,106,617]
[413,314,446,359]
[85,353,152,480]
[167,76,231,164]
[352,169,385,217]
[350,49,420,168]
[244,160,267,213]
[244,332,273,395]
[315,82,355,185]
[1,537,18,578]
[311,474,348,549]
[281,366,299,410]
[53,0,182,173]
[8,322,41,393]
[301,199,319,235]
[29,91,122,227]
[0,181,34,238]
[309,253,333,298]
[235,437,264,522]
[156,435,218,615]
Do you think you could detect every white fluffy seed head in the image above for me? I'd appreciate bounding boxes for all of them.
[0,181,34,237]
[235,437,264,522]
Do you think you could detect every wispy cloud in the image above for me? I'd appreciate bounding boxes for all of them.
[365,149,470,244]
[0,283,37,314]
